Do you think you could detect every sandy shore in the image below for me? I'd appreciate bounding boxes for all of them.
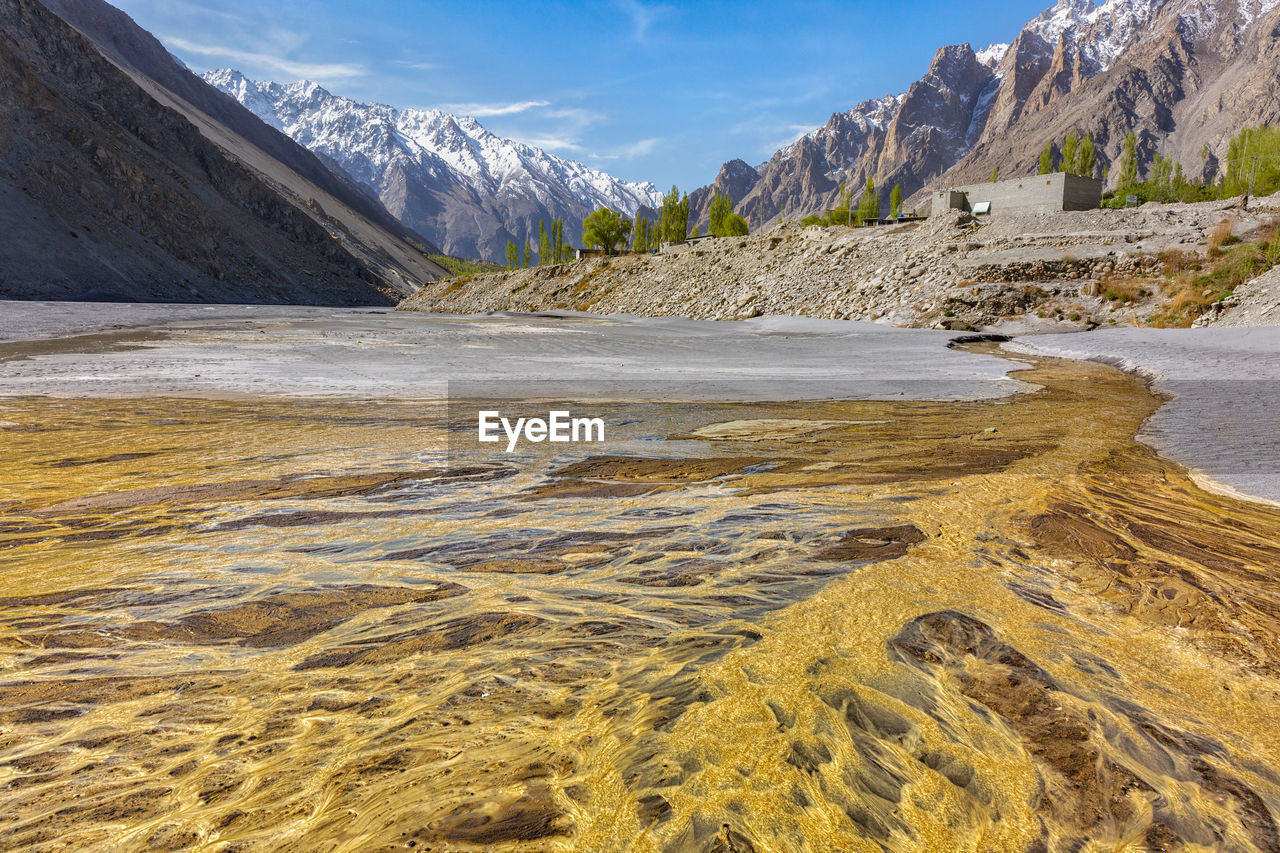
[0,301,1020,401]
[1008,327,1280,505]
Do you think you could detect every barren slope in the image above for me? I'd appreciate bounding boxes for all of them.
[401,195,1280,331]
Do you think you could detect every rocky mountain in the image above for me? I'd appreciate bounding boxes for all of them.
[3,0,400,304]
[1,0,447,304]
[696,0,1280,227]
[205,71,663,263]
[33,0,447,297]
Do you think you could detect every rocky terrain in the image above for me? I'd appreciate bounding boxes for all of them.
[1,0,445,304]
[1200,265,1280,325]
[401,193,1280,331]
[205,70,662,263]
[689,0,1280,229]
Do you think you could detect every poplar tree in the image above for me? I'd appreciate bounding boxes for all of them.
[523,238,532,268]
[889,184,903,218]
[1078,133,1096,177]
[1117,132,1139,190]
[633,217,650,252]
[856,176,879,223]
[505,240,518,269]
[990,166,1000,182]
[1061,130,1080,176]
[552,218,569,263]
[1038,143,1055,175]
[660,184,690,243]
[708,192,733,237]
[538,220,551,265]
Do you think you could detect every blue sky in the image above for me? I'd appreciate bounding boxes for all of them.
[112,0,1049,190]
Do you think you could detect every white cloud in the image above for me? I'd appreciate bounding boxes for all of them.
[544,107,605,125]
[619,137,660,157]
[592,137,662,160]
[616,0,676,43]
[438,100,550,118]
[163,35,365,80]
[521,137,583,152]
[395,61,439,71]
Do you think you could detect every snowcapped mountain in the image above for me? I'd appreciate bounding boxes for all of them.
[204,69,662,262]
[694,0,1280,226]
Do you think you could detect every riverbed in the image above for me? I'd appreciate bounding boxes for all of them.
[1,305,1278,852]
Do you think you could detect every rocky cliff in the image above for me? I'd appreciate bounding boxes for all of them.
[0,0,445,304]
[695,0,1280,229]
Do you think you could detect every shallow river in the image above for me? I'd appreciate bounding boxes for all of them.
[1,348,1279,852]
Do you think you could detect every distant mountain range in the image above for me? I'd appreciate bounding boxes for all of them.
[205,71,662,263]
[690,0,1280,229]
[4,0,446,304]
[8,0,1279,304]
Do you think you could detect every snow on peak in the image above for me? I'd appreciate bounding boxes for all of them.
[976,42,1011,66]
[202,70,661,215]
[1020,0,1167,72]
[1237,0,1280,25]
[1025,0,1098,43]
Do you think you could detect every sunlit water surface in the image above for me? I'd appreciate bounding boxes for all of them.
[2,351,1279,852]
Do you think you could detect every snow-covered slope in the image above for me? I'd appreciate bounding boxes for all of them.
[204,70,661,262]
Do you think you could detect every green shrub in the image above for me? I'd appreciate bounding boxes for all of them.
[429,254,502,276]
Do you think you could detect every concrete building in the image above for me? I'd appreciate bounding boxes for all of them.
[659,235,718,253]
[931,172,1103,218]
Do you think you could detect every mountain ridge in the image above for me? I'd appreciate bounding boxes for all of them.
[3,0,439,304]
[691,0,1280,229]
[205,70,663,262]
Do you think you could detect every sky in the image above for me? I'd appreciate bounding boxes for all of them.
[110,0,1051,190]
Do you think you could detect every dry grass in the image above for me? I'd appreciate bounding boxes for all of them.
[1157,248,1203,274]
[1207,218,1237,256]
[1099,275,1146,303]
[1147,225,1280,327]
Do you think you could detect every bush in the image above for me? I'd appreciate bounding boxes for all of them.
[720,213,750,237]
[429,254,502,277]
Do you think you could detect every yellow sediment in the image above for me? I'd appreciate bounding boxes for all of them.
[0,352,1278,851]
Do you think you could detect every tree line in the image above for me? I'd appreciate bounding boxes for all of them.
[581,183,755,256]
[505,217,574,269]
[799,177,903,228]
[1032,124,1280,207]
[503,182,760,264]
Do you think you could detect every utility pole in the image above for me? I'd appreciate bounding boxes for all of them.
[1245,155,1258,209]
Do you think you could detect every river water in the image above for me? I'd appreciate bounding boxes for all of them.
[1,347,1279,851]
